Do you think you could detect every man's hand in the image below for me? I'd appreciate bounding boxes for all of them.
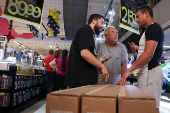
[130,42,139,53]
[116,70,131,85]
[99,55,105,63]
[100,66,109,82]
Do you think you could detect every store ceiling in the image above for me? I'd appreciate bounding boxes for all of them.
[0,0,120,58]
[1,0,169,59]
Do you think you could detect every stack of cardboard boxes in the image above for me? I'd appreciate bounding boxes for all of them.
[46,85,157,113]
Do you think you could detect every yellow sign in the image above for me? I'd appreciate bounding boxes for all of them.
[133,70,137,77]
[17,66,33,75]
[119,0,139,34]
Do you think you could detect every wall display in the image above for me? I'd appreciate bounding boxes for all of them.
[119,0,139,34]
[2,0,45,27]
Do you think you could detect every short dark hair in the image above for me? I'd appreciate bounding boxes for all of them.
[88,14,105,24]
[137,6,153,18]
[49,49,54,55]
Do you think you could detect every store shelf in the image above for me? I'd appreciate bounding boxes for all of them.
[16,74,32,76]
[14,84,45,92]
[0,88,12,93]
[32,74,42,76]
[12,93,46,113]
[0,65,46,113]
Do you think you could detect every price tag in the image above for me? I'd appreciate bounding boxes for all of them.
[119,0,139,34]
[2,0,44,27]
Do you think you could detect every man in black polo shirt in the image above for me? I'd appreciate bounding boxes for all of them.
[65,14,109,88]
[117,6,164,112]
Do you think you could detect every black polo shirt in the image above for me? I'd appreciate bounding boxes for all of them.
[65,25,97,87]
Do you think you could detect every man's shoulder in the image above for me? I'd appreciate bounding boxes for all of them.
[78,25,91,32]
[97,42,105,48]
[147,22,162,31]
[117,42,125,47]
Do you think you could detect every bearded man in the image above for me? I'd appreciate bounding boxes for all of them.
[65,14,109,88]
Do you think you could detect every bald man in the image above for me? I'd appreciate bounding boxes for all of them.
[97,26,128,84]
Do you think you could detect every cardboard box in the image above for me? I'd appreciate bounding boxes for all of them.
[46,85,104,113]
[118,85,157,113]
[82,85,119,113]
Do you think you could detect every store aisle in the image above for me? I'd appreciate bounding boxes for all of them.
[21,98,46,113]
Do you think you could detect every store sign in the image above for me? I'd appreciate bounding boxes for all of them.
[17,66,33,75]
[2,0,44,27]
[0,36,6,49]
[119,0,139,34]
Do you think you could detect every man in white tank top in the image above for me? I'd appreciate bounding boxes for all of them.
[117,6,164,113]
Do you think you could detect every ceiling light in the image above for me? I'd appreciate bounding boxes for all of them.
[21,45,25,47]
[49,45,52,49]
[19,45,21,48]
[163,46,170,48]
[109,11,112,15]
[163,51,166,53]
[31,50,33,51]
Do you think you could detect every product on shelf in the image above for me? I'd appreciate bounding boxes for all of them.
[17,76,21,89]
[18,91,22,104]
[0,75,12,89]
[15,76,17,89]
[0,93,11,107]
[22,90,26,102]
[13,93,17,106]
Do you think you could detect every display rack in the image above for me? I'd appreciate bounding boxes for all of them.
[0,65,46,113]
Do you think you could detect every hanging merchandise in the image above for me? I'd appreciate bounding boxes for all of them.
[47,9,61,37]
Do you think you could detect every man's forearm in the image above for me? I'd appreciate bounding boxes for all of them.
[81,49,105,69]
[128,52,152,72]
[121,62,127,76]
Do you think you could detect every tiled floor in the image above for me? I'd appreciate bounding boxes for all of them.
[159,93,170,113]
[21,93,170,113]
[21,98,46,113]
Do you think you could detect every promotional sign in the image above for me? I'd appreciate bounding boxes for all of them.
[2,0,45,27]
[0,36,6,49]
[17,66,33,75]
[119,0,139,34]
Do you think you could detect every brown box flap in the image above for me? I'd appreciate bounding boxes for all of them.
[118,85,155,100]
[83,84,119,98]
[48,84,104,97]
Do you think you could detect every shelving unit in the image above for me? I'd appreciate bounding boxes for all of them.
[0,65,46,113]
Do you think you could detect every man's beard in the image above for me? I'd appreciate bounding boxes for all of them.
[94,24,101,35]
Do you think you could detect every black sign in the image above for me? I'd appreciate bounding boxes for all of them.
[0,36,5,41]
[2,0,44,26]
[119,0,139,34]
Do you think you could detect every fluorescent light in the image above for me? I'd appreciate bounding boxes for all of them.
[163,51,166,53]
[21,45,25,47]
[49,45,52,48]
[31,50,33,51]
[109,11,112,15]
[163,46,170,48]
